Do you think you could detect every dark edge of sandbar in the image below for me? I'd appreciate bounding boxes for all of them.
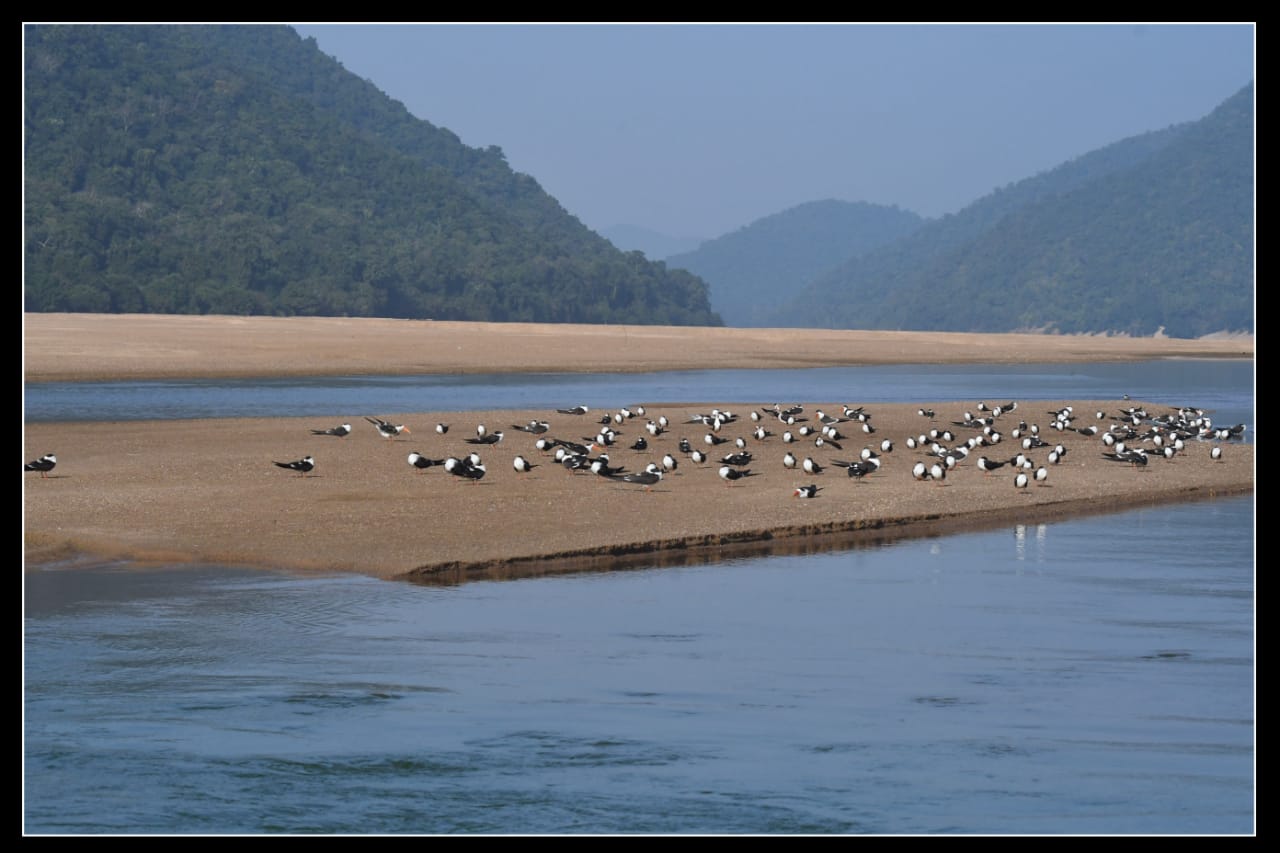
[402,481,1254,587]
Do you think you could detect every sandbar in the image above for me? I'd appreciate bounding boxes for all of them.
[23,315,1255,582]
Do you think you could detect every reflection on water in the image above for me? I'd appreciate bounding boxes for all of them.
[1013,523,1049,565]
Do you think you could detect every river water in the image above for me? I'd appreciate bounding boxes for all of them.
[23,360,1255,835]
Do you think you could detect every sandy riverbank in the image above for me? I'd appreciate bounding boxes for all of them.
[23,315,1254,582]
[22,313,1254,382]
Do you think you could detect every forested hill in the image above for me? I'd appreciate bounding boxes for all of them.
[23,25,722,326]
[665,200,924,327]
[769,83,1254,338]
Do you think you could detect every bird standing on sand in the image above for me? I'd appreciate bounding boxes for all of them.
[513,455,537,474]
[24,453,57,478]
[274,456,315,477]
[366,417,409,439]
[719,466,755,486]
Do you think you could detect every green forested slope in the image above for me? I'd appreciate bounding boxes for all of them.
[770,84,1254,337]
[23,25,721,325]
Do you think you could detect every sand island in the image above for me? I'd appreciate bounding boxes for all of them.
[23,314,1254,583]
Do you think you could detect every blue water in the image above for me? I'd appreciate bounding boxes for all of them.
[22,360,1256,428]
[23,361,1255,835]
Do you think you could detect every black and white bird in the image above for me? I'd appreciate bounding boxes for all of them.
[24,453,57,478]
[721,451,753,467]
[782,451,798,470]
[690,450,708,465]
[512,455,538,474]
[435,423,450,436]
[466,431,504,446]
[801,457,823,475]
[366,417,410,439]
[553,438,594,457]
[976,456,1008,476]
[719,466,755,486]
[444,456,487,483]
[560,452,593,474]
[310,423,351,437]
[619,470,663,491]
[834,460,876,481]
[591,456,626,479]
[662,454,678,474]
[273,456,315,477]
[1014,471,1029,490]
[557,405,590,415]
[408,452,445,472]
[1034,466,1049,485]
[792,484,822,499]
[513,420,550,435]
[1102,449,1149,468]
[1211,446,1224,462]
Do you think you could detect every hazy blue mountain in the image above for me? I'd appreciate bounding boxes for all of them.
[23,25,722,326]
[768,84,1254,338]
[666,200,924,327]
[599,224,705,260]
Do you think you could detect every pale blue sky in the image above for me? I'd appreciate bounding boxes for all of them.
[292,23,1255,241]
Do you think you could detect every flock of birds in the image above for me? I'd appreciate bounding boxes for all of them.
[23,399,1215,502]
[25,400,1246,500]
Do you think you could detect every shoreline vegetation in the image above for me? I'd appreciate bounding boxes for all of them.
[23,314,1255,582]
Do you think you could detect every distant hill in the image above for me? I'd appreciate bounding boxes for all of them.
[666,200,924,327]
[769,84,1254,338]
[23,25,722,326]
[599,224,705,260]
